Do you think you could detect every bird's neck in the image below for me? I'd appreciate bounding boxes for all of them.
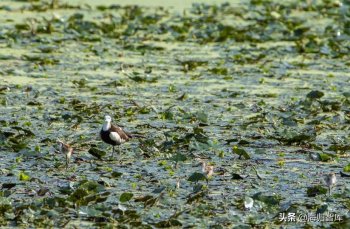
[201,162,207,172]
[103,121,111,131]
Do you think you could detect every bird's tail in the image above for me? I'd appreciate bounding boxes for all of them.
[128,133,145,138]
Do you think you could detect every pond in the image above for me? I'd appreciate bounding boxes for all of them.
[0,0,349,228]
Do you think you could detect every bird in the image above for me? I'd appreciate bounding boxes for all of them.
[201,161,214,184]
[100,115,142,159]
[324,173,337,196]
[57,140,73,169]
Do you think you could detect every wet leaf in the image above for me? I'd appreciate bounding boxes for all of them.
[18,171,30,181]
[306,90,324,99]
[232,146,250,159]
[232,173,246,180]
[343,164,350,173]
[186,191,206,204]
[152,186,166,194]
[307,185,328,197]
[192,183,204,193]
[319,153,336,162]
[111,171,123,178]
[170,153,187,162]
[252,192,281,206]
[188,172,207,182]
[1,183,16,189]
[0,197,12,215]
[120,192,134,202]
[154,219,182,227]
[37,187,50,196]
[316,204,328,214]
[88,147,107,159]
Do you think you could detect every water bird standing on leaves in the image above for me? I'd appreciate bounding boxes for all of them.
[201,161,214,184]
[324,173,337,196]
[58,140,73,169]
[100,115,142,158]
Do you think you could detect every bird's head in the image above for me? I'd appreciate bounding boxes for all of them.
[104,115,112,123]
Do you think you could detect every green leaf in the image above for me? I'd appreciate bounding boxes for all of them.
[306,90,324,99]
[69,180,106,205]
[195,111,208,123]
[19,171,30,181]
[0,197,12,214]
[252,192,281,206]
[120,192,134,202]
[343,164,350,172]
[232,146,250,159]
[193,184,204,193]
[111,171,123,178]
[88,147,107,159]
[232,173,245,180]
[170,153,187,162]
[188,172,207,182]
[319,153,334,162]
[306,185,328,197]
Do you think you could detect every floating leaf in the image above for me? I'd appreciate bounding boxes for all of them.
[88,147,107,159]
[232,173,246,180]
[195,111,208,123]
[69,181,106,205]
[186,191,206,204]
[1,183,16,189]
[316,204,328,214]
[170,153,187,162]
[252,192,281,206]
[193,184,204,193]
[37,187,50,196]
[188,172,207,182]
[319,153,335,162]
[306,90,324,99]
[154,219,182,227]
[0,197,12,215]
[134,195,154,203]
[307,185,328,197]
[111,171,123,178]
[152,186,166,194]
[18,171,30,181]
[343,164,350,173]
[232,146,250,159]
[120,192,134,202]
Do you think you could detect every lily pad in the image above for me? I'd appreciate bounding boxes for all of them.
[88,147,107,159]
[120,192,134,202]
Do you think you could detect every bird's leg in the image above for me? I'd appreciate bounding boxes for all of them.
[118,146,121,162]
[112,146,115,158]
[65,155,69,170]
[328,186,331,196]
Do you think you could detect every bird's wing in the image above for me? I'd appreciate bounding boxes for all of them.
[110,124,131,140]
[109,131,125,144]
[58,140,71,151]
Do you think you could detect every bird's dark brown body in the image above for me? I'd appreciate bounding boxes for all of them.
[100,115,135,158]
[100,124,132,146]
